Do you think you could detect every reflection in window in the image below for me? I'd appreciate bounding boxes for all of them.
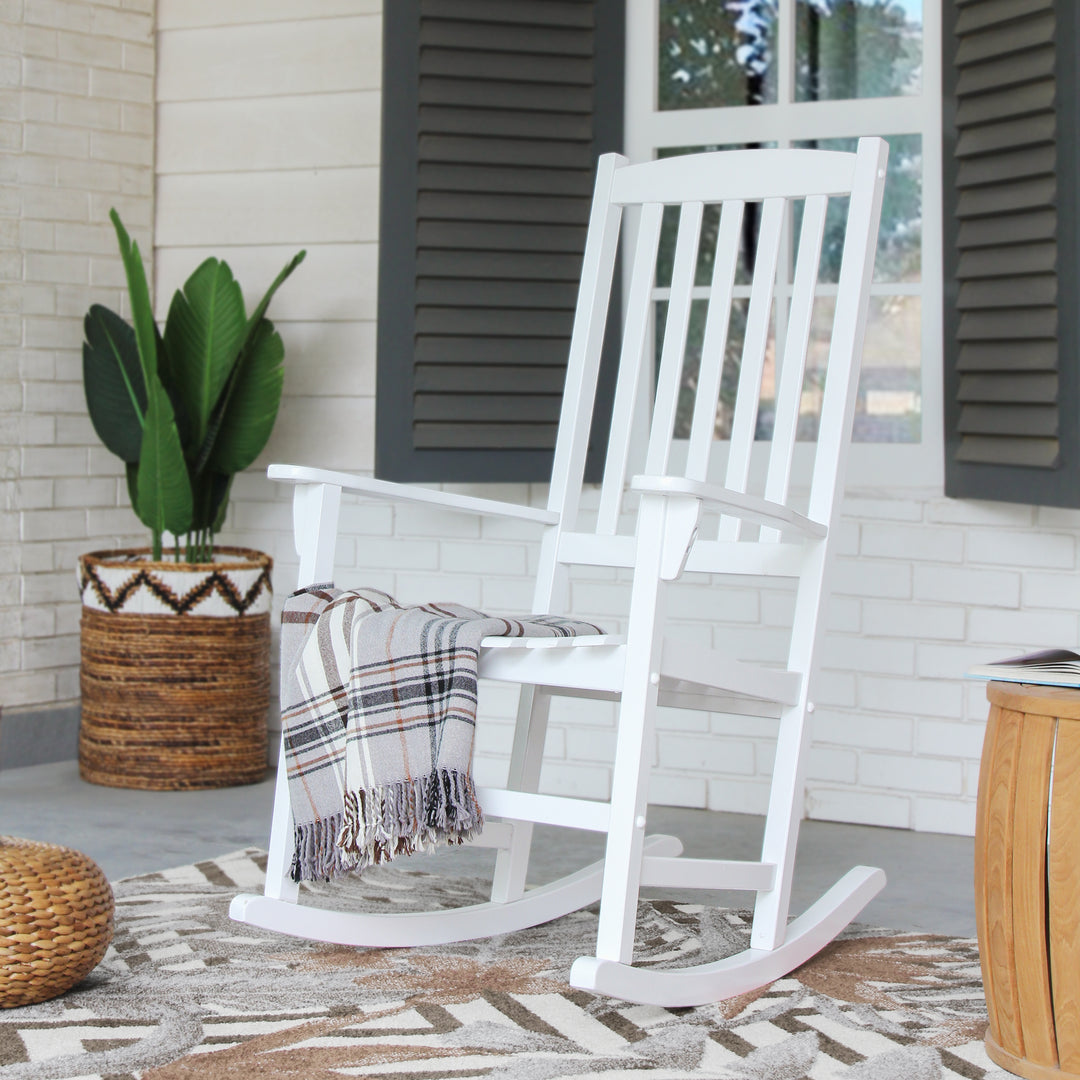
[796,0,922,102]
[659,0,778,110]
[794,134,922,283]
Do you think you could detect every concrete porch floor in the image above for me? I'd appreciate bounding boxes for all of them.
[0,761,976,938]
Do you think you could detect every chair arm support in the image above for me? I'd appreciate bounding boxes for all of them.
[629,475,827,540]
[267,464,559,525]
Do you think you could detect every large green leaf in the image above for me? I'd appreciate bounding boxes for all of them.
[137,370,193,542]
[242,250,306,343]
[163,257,246,455]
[109,210,158,386]
[205,319,285,475]
[82,305,145,463]
[188,470,232,533]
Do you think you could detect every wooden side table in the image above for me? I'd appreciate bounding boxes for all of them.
[976,681,1080,1079]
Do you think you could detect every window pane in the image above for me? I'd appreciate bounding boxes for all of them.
[797,295,921,442]
[794,134,922,283]
[659,0,778,110]
[795,0,923,102]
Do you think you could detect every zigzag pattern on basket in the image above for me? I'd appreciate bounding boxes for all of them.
[78,549,273,618]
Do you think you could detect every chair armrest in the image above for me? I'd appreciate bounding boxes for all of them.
[267,464,559,525]
[629,475,826,540]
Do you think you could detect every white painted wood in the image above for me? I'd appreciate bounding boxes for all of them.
[597,201,664,535]
[645,201,703,475]
[717,196,784,542]
[658,638,802,707]
[570,866,886,1006]
[245,142,889,1007]
[293,482,340,587]
[761,194,828,544]
[594,495,669,963]
[632,475,826,539]
[264,733,299,903]
[640,856,776,893]
[611,150,857,207]
[686,199,744,482]
[269,464,558,524]
[476,788,611,833]
[491,687,549,903]
[233,834,684,949]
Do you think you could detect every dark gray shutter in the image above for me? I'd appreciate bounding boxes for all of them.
[943,0,1080,505]
[376,0,624,483]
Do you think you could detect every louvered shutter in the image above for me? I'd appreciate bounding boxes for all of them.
[944,0,1080,505]
[376,0,624,483]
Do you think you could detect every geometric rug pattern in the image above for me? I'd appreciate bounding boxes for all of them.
[0,849,1009,1079]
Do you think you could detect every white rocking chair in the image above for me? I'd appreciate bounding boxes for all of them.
[231,138,890,1008]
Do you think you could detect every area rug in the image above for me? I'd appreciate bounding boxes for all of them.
[0,849,1004,1079]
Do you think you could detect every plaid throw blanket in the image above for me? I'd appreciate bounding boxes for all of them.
[280,586,603,882]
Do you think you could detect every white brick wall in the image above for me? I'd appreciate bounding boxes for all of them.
[1,0,154,711]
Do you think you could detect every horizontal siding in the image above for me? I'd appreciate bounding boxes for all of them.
[157,15,381,101]
[156,6,379,480]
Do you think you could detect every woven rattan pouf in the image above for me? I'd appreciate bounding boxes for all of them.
[0,837,114,1008]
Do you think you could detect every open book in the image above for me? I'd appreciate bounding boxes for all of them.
[967,649,1080,688]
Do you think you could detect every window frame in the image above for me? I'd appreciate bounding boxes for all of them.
[623,0,944,492]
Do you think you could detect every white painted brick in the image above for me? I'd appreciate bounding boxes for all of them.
[648,772,707,808]
[88,67,152,104]
[395,573,482,610]
[1,670,58,707]
[667,583,758,623]
[917,642,1008,680]
[808,746,857,784]
[658,734,755,776]
[20,509,86,541]
[1022,571,1080,611]
[707,777,771,815]
[862,599,965,641]
[916,719,987,760]
[21,632,78,669]
[926,498,1035,528]
[819,634,915,676]
[710,712,778,739]
[861,522,964,563]
[21,570,78,604]
[565,727,617,764]
[968,529,1074,570]
[968,607,1078,648]
[832,556,912,599]
[811,669,857,708]
[538,762,610,801]
[481,577,540,614]
[813,709,913,752]
[1036,505,1080,529]
[806,787,911,829]
[56,30,122,68]
[441,540,526,577]
[841,495,923,522]
[914,564,1020,609]
[824,595,860,633]
[656,706,710,732]
[860,753,963,795]
[21,445,87,476]
[859,675,963,719]
[911,797,977,837]
[91,130,152,166]
[22,56,88,94]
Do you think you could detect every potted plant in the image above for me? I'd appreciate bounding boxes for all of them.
[77,210,305,790]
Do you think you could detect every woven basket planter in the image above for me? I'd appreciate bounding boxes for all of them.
[78,546,272,791]
[0,837,114,1008]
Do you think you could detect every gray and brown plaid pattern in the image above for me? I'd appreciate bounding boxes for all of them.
[280,586,603,882]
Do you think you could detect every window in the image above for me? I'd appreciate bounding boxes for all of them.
[624,0,943,489]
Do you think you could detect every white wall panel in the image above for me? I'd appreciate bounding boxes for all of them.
[157,16,380,101]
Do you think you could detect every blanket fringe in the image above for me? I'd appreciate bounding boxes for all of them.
[291,769,484,882]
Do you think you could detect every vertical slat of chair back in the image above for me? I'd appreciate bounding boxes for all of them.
[758,194,829,544]
[807,138,889,528]
[684,199,744,483]
[535,153,625,613]
[596,203,665,536]
[645,202,704,476]
[715,197,785,541]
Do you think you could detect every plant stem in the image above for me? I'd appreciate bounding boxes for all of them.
[152,529,162,562]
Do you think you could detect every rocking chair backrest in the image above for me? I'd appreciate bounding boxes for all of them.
[538,139,888,608]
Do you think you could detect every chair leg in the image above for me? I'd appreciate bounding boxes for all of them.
[491,686,551,903]
[265,731,299,903]
[750,701,811,950]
